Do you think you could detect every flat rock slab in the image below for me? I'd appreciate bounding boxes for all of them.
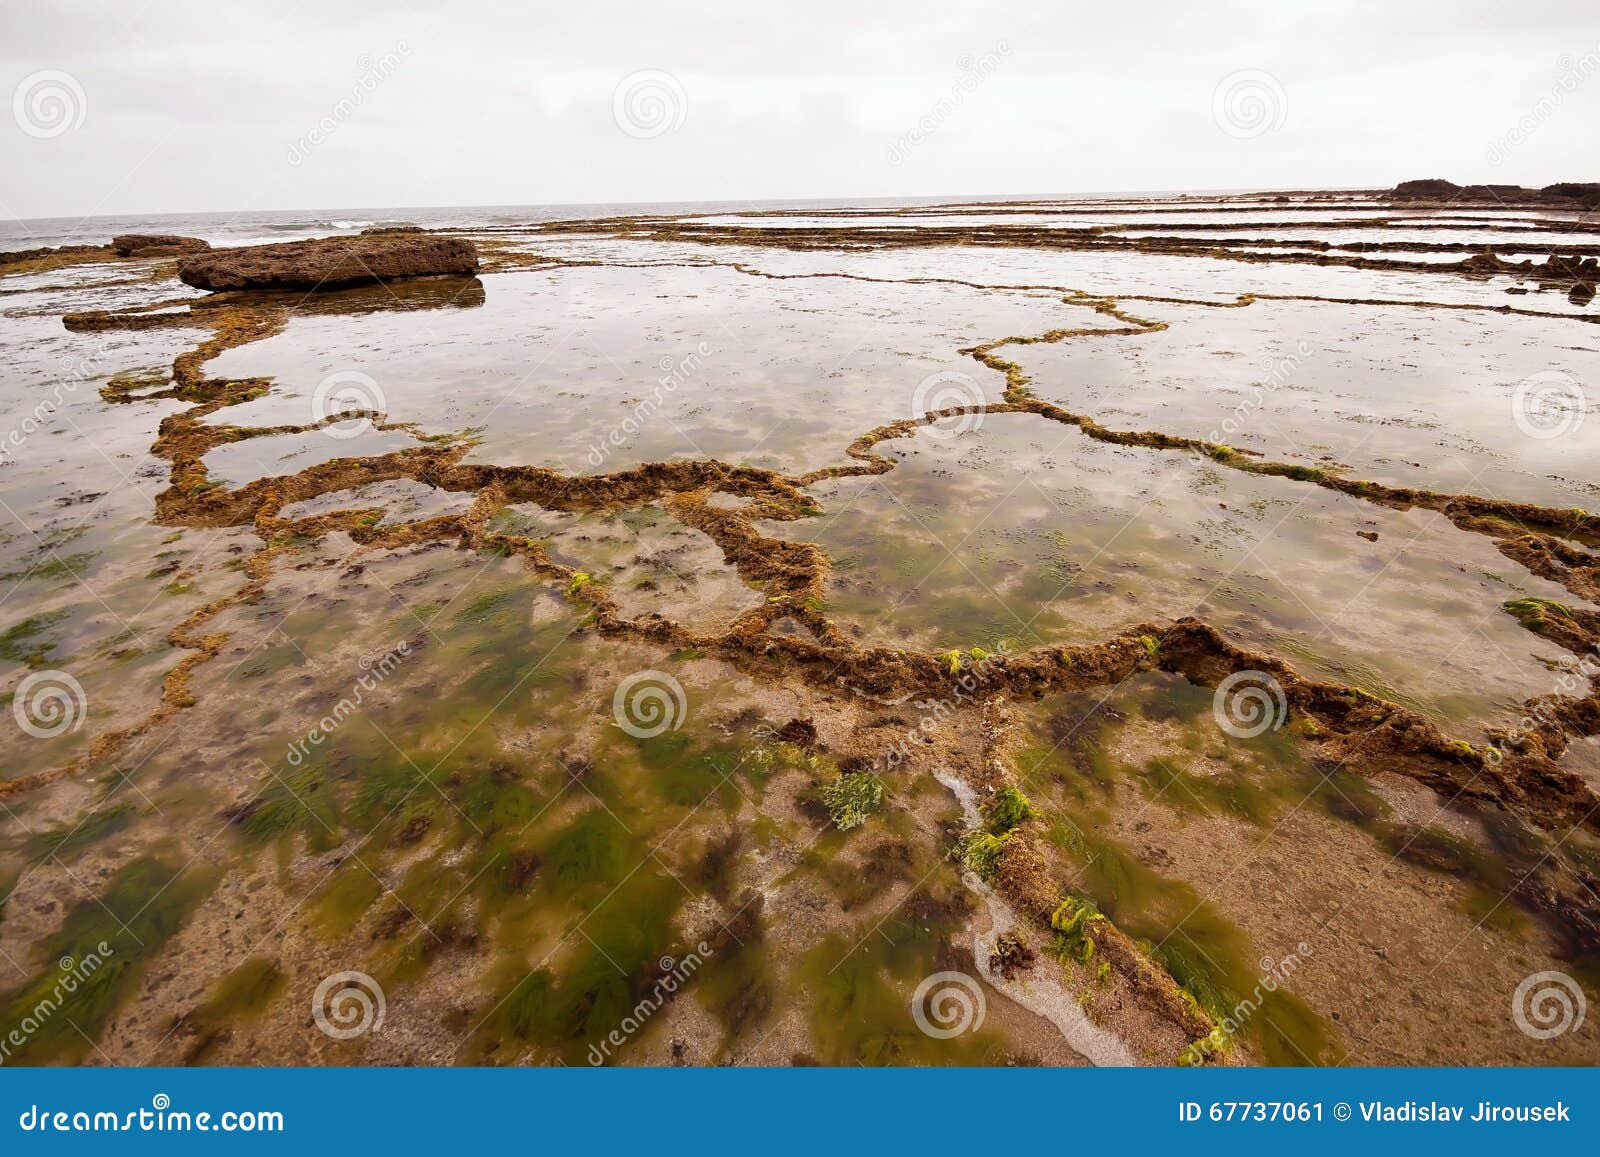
[178,235,479,292]
[111,234,211,258]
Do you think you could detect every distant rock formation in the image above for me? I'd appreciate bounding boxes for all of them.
[178,235,479,292]
[1540,182,1600,209]
[0,244,101,269]
[110,234,211,258]
[1389,178,1600,208]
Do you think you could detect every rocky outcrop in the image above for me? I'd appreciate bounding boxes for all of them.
[1459,249,1599,290]
[1390,178,1600,208]
[177,235,479,292]
[1391,178,1468,200]
[0,244,104,273]
[111,234,211,258]
[1541,181,1600,209]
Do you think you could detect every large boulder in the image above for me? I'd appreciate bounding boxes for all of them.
[111,234,210,258]
[178,235,479,292]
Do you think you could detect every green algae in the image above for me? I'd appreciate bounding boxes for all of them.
[982,785,1039,833]
[1503,597,1573,627]
[1007,709,1335,1059]
[233,641,307,681]
[956,830,1010,880]
[795,895,998,1066]
[627,730,738,810]
[0,857,215,1064]
[1140,758,1277,825]
[22,802,136,862]
[451,586,518,628]
[471,872,684,1064]
[235,764,340,851]
[197,956,286,1017]
[818,771,885,831]
[695,927,774,1054]
[539,806,634,901]
[310,864,384,938]
[184,955,286,1060]
[0,552,97,587]
[0,609,71,667]
[1050,894,1105,964]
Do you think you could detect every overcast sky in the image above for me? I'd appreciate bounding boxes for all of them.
[1,0,1596,219]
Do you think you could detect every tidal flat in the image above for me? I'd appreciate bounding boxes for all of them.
[1,187,1597,1067]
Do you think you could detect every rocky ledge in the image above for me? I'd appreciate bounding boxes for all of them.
[178,235,479,292]
[111,234,211,258]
